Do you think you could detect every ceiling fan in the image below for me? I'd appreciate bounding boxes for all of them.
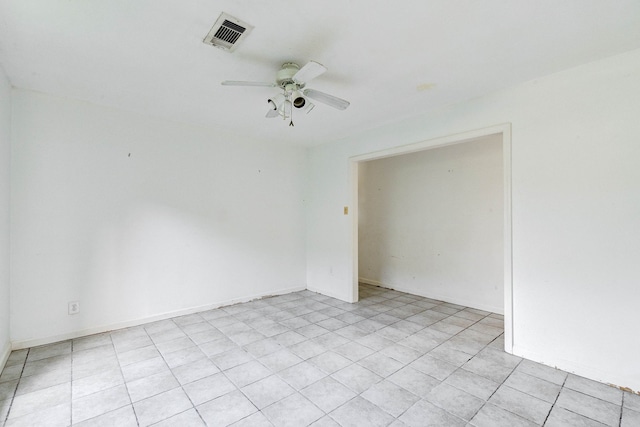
[221,61,350,126]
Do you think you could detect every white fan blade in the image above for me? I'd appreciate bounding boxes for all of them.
[293,61,327,84]
[303,88,350,110]
[266,107,279,118]
[222,81,276,87]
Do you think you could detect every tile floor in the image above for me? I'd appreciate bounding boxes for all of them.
[0,284,638,426]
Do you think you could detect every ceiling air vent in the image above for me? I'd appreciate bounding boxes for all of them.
[203,12,253,52]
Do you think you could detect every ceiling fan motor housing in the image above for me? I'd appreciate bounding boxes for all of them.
[277,63,303,88]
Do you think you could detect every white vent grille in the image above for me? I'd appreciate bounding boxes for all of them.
[203,12,253,52]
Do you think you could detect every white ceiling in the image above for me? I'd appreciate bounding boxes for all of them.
[1,1,639,146]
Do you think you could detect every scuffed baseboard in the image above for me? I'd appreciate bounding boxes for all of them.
[512,344,639,396]
[359,277,504,314]
[306,285,354,304]
[11,285,306,350]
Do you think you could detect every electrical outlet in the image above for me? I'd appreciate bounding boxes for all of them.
[68,301,80,315]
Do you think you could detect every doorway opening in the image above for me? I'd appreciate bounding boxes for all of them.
[348,124,513,352]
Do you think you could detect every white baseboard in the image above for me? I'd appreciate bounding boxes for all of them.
[0,339,10,372]
[306,286,353,303]
[358,277,388,288]
[11,285,306,350]
[359,277,504,314]
[512,345,639,395]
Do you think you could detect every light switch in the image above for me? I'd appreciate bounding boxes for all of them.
[344,206,349,215]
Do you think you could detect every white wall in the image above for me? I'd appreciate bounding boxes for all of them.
[10,90,307,347]
[307,49,640,391]
[358,135,503,313]
[0,66,11,365]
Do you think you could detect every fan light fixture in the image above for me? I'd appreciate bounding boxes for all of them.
[266,87,314,126]
[222,60,350,127]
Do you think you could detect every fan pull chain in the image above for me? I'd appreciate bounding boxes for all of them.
[288,91,294,126]
[283,89,288,121]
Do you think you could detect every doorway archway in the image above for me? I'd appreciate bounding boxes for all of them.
[348,124,513,353]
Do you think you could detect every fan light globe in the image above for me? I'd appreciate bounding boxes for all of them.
[268,93,286,110]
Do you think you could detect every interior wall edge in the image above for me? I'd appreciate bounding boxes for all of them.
[358,277,504,315]
[0,340,10,372]
[11,284,306,351]
[0,62,12,374]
